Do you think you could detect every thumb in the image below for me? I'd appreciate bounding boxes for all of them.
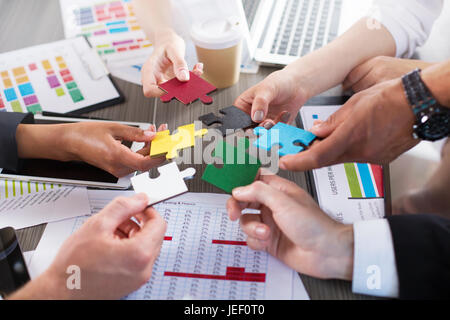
[167,46,189,82]
[309,103,351,138]
[100,194,149,232]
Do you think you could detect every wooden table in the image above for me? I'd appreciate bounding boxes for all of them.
[0,0,376,299]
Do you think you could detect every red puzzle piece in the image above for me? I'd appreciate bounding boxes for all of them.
[158,71,216,105]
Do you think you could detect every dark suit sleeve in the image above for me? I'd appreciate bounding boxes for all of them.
[387,214,450,299]
[0,112,34,172]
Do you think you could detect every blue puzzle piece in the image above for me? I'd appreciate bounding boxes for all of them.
[253,122,316,156]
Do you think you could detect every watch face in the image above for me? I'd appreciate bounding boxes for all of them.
[415,107,450,141]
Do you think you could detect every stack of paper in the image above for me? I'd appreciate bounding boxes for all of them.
[28,190,309,300]
[0,179,90,229]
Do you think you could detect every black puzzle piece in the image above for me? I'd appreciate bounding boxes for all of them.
[198,106,257,136]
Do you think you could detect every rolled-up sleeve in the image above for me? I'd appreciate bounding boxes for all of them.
[369,0,443,58]
[0,112,34,172]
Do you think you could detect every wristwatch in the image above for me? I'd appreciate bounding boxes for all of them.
[401,68,450,141]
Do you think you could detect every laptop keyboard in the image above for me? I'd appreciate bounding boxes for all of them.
[244,0,342,58]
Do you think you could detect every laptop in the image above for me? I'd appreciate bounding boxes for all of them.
[242,0,374,66]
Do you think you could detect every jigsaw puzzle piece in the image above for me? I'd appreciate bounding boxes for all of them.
[131,162,196,206]
[158,71,216,105]
[202,138,261,193]
[150,123,208,159]
[198,106,256,136]
[253,122,316,156]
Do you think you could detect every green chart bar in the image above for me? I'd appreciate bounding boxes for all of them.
[344,163,363,198]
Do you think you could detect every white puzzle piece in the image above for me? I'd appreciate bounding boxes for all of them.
[131,162,196,205]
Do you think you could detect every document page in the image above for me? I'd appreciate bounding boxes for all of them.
[0,180,90,229]
[29,190,309,300]
[0,37,120,114]
[300,105,385,223]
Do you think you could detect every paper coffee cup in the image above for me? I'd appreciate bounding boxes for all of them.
[191,16,243,89]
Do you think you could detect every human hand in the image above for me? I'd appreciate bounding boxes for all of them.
[279,78,419,171]
[17,122,167,177]
[343,56,435,92]
[63,122,169,177]
[141,29,203,97]
[227,173,353,280]
[11,194,166,299]
[234,69,309,126]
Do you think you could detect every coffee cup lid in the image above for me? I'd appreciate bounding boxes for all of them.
[191,16,243,50]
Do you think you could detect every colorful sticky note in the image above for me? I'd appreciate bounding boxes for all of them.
[18,83,34,96]
[69,89,84,102]
[60,69,70,76]
[66,82,77,90]
[42,60,52,70]
[11,100,23,112]
[16,76,30,84]
[29,63,38,71]
[0,71,8,78]
[63,76,74,83]
[55,88,65,97]
[12,67,26,77]
[23,95,38,106]
[4,88,17,101]
[47,75,60,88]
[3,79,13,88]
[26,104,42,114]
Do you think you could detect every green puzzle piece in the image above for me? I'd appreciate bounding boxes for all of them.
[202,138,261,193]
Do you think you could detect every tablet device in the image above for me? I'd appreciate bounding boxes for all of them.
[0,115,151,189]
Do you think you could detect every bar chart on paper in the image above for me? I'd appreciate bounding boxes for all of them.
[0,180,61,199]
[344,163,384,199]
[0,179,90,229]
[30,191,298,300]
[301,106,385,223]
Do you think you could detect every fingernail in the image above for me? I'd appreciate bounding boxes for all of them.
[197,63,204,70]
[253,110,264,122]
[144,130,155,137]
[162,123,168,131]
[263,121,274,129]
[280,112,291,123]
[255,226,267,237]
[311,122,325,131]
[178,69,189,81]
[232,187,244,195]
[279,161,286,170]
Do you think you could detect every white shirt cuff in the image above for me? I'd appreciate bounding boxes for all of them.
[352,219,399,298]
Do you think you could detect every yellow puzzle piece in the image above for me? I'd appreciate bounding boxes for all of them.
[150,123,208,159]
